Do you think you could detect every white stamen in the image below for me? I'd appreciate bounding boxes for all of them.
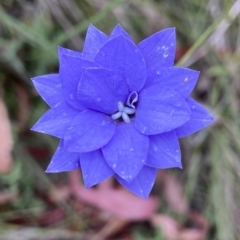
[111,111,122,120]
[122,112,131,123]
[118,101,124,112]
[123,107,136,115]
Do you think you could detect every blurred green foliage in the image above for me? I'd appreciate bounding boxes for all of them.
[0,0,240,239]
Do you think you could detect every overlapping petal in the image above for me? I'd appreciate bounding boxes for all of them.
[138,28,176,69]
[64,109,116,152]
[32,74,63,107]
[78,68,129,114]
[145,67,199,99]
[135,86,191,135]
[59,52,100,110]
[115,166,157,199]
[146,131,182,169]
[102,121,149,182]
[110,24,132,41]
[46,140,80,172]
[31,102,79,138]
[175,98,214,138]
[80,150,114,188]
[83,24,108,61]
[94,35,146,92]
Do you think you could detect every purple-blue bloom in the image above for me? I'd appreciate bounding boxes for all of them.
[31,24,214,199]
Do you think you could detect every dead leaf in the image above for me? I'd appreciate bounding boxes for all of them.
[70,171,159,221]
[97,177,113,190]
[178,211,209,240]
[0,99,13,173]
[161,172,188,214]
[48,186,71,203]
[36,208,65,226]
[178,229,205,240]
[189,211,209,231]
[91,218,127,240]
[150,214,179,240]
[0,192,17,205]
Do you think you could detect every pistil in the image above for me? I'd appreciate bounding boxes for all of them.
[111,101,136,123]
[111,91,139,123]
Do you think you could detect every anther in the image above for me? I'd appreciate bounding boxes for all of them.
[118,101,125,112]
[123,107,135,115]
[111,111,122,120]
[122,112,130,123]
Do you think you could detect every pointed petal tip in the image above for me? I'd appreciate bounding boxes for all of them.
[58,46,65,55]
[30,125,35,131]
[31,77,36,82]
[156,163,183,170]
[138,189,151,200]
[84,182,93,189]
[84,179,100,189]
[30,124,43,133]
[45,169,64,173]
[115,166,156,200]
[87,23,98,31]
[133,192,149,200]
[143,194,149,200]
[115,23,124,29]
[175,162,183,169]
[45,167,58,173]
[210,114,215,121]
[110,24,132,41]
[201,109,215,124]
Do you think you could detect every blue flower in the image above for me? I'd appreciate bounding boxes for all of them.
[31,24,214,199]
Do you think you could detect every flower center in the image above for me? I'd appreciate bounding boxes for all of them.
[111,91,138,123]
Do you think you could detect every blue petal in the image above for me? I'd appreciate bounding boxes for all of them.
[135,86,191,135]
[32,74,63,107]
[146,131,182,169]
[80,150,114,188]
[83,24,108,61]
[175,98,214,138]
[115,166,157,199]
[64,109,116,152]
[102,121,149,182]
[109,24,132,41]
[146,67,199,99]
[46,140,80,173]
[78,68,129,114]
[59,53,100,110]
[58,46,83,58]
[31,102,79,138]
[138,28,176,69]
[94,35,146,92]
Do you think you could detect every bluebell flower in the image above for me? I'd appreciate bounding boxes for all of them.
[31,24,214,199]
